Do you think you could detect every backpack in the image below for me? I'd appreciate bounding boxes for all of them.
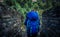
[26,19,40,34]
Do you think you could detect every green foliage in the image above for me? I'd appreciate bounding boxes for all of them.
[3,0,53,25]
[4,0,53,13]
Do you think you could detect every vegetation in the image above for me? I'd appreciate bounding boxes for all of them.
[0,0,59,37]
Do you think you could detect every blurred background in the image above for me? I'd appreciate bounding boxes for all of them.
[0,0,60,37]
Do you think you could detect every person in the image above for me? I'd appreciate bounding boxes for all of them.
[24,10,40,37]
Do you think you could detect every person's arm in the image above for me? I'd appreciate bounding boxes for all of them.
[38,18,40,27]
[24,18,28,26]
[37,18,40,25]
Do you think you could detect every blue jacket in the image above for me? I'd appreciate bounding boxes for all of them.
[24,10,40,34]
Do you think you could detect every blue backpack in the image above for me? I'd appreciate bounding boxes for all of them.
[25,10,40,34]
[26,19,40,34]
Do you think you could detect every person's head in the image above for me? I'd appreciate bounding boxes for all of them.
[32,7,38,11]
[32,3,39,11]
